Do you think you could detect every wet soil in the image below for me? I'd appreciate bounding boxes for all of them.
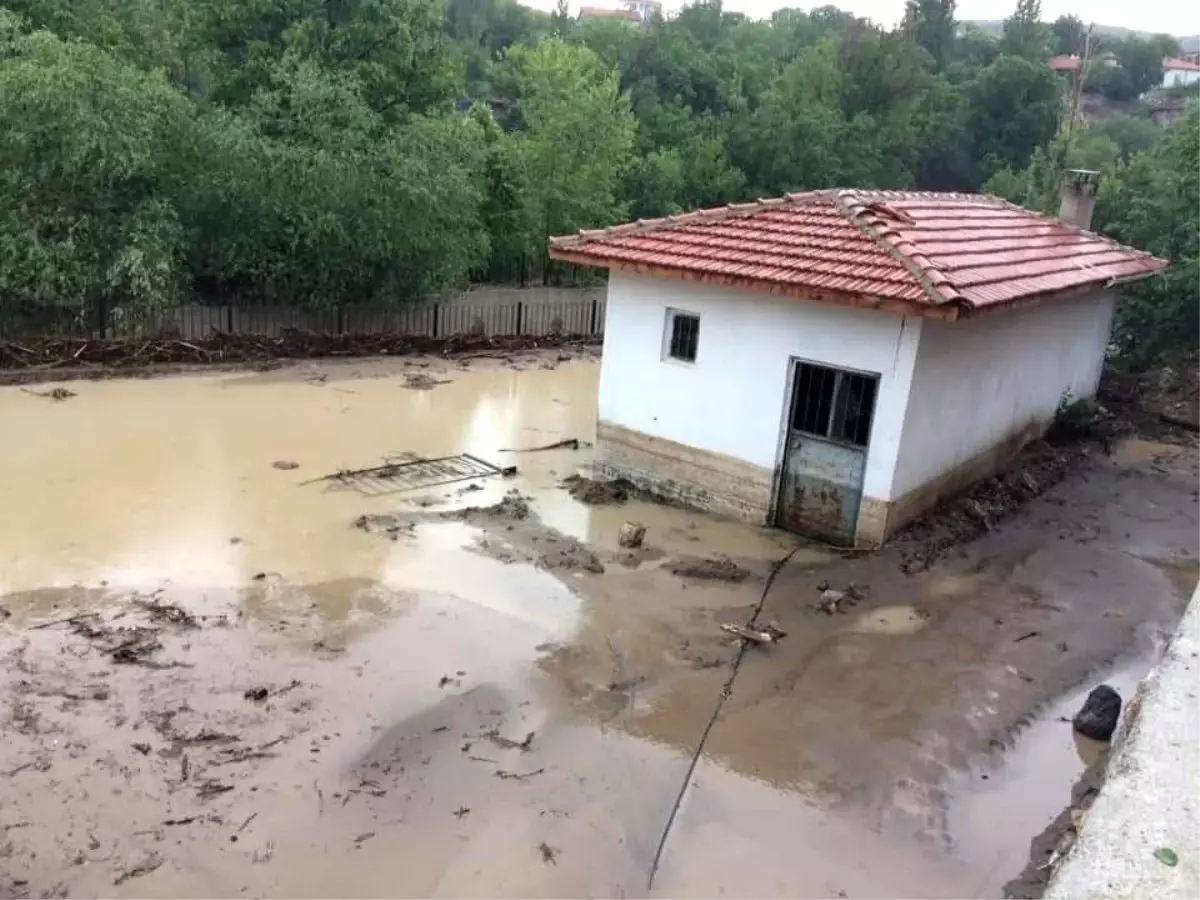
[1,354,1197,899]
[0,332,600,379]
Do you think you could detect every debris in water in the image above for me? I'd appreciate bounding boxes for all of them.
[453,806,471,819]
[561,474,630,505]
[132,743,151,756]
[133,597,198,629]
[402,372,451,391]
[1153,847,1179,867]
[244,687,269,703]
[1014,631,1041,643]
[20,386,75,401]
[237,813,257,833]
[162,817,197,827]
[354,832,375,845]
[816,589,847,615]
[720,623,786,645]
[498,438,586,453]
[113,854,162,885]
[195,780,234,799]
[670,556,752,583]
[485,729,535,752]
[1072,685,1122,741]
[495,767,545,781]
[618,522,646,549]
[309,453,514,496]
[539,841,558,865]
[272,460,300,470]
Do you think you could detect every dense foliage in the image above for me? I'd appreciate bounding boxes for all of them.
[0,0,1194,363]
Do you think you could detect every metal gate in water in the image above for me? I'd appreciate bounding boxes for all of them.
[776,360,878,546]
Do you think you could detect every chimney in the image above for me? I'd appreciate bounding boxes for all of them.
[1058,168,1100,230]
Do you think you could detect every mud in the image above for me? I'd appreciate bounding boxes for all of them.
[560,473,675,507]
[668,556,756,582]
[0,332,601,380]
[0,354,1197,899]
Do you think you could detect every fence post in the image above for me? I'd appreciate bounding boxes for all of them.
[336,305,344,335]
[516,300,524,336]
[589,295,598,335]
[432,302,439,338]
[97,297,108,339]
[225,306,234,334]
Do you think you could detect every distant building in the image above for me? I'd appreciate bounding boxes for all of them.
[578,5,642,22]
[1048,54,1082,73]
[550,177,1166,547]
[1161,57,1200,88]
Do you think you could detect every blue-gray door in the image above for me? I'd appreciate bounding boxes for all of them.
[776,361,877,546]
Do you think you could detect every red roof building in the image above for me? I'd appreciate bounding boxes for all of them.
[550,189,1164,320]
[554,186,1166,547]
[1048,54,1082,72]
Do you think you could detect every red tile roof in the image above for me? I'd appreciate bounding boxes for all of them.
[1163,56,1200,72]
[1048,54,1082,71]
[548,190,1166,319]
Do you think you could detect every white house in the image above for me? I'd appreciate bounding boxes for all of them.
[549,173,1166,547]
[1161,57,1200,89]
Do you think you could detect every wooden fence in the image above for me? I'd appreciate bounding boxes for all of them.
[0,287,608,341]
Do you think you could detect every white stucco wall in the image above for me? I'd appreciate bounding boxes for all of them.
[891,291,1116,499]
[597,272,923,500]
[1162,68,1200,88]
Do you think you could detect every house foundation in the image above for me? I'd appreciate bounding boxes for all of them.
[595,420,775,524]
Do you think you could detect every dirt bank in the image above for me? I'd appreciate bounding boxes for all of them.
[0,332,600,385]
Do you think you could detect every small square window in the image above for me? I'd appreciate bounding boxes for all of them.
[665,310,699,363]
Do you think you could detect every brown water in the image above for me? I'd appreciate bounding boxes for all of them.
[1,356,1196,899]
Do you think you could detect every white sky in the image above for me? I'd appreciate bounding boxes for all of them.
[539,0,1199,37]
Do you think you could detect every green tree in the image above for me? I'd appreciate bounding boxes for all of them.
[1000,0,1049,61]
[1113,38,1168,97]
[901,0,956,71]
[967,54,1061,176]
[0,14,190,330]
[501,38,635,275]
[1050,14,1083,56]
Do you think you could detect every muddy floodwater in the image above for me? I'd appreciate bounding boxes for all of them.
[1,353,1197,899]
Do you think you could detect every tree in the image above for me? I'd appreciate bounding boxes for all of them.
[1113,38,1168,97]
[902,0,956,71]
[1000,0,1049,61]
[500,39,635,274]
[0,13,190,330]
[967,54,1061,176]
[1050,14,1083,56]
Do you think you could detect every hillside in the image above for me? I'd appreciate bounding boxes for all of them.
[963,19,1198,48]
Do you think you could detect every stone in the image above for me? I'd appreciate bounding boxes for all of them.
[618,522,646,549]
[1072,684,1122,741]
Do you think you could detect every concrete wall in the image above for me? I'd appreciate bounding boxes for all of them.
[886,291,1115,531]
[596,272,924,525]
[1045,585,1200,899]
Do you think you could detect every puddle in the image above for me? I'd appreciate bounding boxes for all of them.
[946,645,1160,897]
[850,604,930,635]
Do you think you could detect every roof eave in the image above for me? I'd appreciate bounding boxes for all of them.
[956,263,1169,318]
[548,247,963,321]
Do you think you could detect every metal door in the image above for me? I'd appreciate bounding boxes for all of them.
[775,361,876,546]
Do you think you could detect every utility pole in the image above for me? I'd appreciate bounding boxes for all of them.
[1067,23,1094,138]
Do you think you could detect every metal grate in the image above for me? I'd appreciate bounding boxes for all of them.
[319,453,514,496]
[789,362,877,448]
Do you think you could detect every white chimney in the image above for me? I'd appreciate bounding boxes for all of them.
[1059,168,1100,230]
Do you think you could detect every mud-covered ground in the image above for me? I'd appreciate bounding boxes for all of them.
[0,353,1196,899]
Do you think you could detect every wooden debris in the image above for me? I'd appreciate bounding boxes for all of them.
[720,623,786,645]
[495,767,545,781]
[539,842,558,865]
[113,854,162,885]
[498,438,585,453]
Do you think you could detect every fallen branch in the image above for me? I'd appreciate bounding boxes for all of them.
[28,611,100,630]
[498,438,585,453]
[495,767,545,781]
[720,623,786,645]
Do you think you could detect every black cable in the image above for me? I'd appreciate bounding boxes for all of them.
[645,544,802,890]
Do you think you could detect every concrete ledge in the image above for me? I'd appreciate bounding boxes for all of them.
[1045,586,1200,899]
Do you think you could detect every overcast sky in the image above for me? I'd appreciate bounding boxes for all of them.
[544,0,1198,37]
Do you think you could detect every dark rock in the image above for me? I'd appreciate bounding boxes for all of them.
[1072,685,1122,741]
